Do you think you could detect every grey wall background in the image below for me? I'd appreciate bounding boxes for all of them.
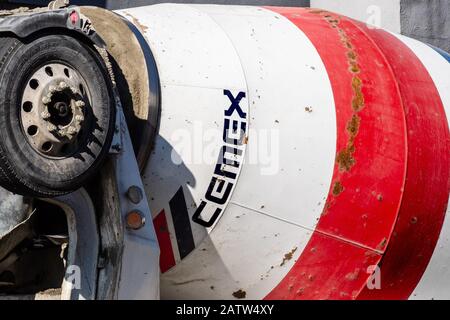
[312,0,449,53]
[401,0,450,53]
[312,0,401,32]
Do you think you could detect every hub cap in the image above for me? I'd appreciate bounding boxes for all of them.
[20,63,90,157]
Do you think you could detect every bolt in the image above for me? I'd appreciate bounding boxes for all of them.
[49,85,57,93]
[41,111,51,120]
[75,101,85,108]
[59,81,69,90]
[127,186,144,204]
[75,115,84,122]
[47,124,57,132]
[111,143,122,152]
[67,126,77,135]
[42,97,51,105]
[125,211,146,230]
[70,86,78,94]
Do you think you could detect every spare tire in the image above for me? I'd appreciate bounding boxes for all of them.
[0,34,115,197]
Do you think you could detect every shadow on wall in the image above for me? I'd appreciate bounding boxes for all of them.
[9,0,310,10]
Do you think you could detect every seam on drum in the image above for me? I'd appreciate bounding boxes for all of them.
[229,200,383,255]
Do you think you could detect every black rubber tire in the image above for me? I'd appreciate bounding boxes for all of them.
[0,34,115,198]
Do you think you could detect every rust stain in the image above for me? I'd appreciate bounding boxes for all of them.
[347,114,361,137]
[300,10,370,221]
[309,11,366,177]
[125,13,149,32]
[376,238,388,251]
[232,289,246,299]
[351,76,365,111]
[320,201,331,216]
[347,51,357,60]
[332,181,344,196]
[309,9,326,14]
[349,63,360,74]
[280,247,298,267]
[336,146,356,171]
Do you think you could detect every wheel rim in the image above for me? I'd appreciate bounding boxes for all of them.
[20,63,90,158]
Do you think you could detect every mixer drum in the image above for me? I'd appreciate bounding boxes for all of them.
[114,4,450,300]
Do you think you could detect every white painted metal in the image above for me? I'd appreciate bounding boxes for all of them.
[391,33,450,300]
[160,203,312,300]
[118,3,249,258]
[195,5,336,230]
[118,4,336,299]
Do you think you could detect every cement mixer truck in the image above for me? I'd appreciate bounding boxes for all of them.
[0,1,449,300]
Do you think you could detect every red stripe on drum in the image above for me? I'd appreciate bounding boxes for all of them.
[264,7,407,299]
[154,210,176,273]
[355,23,450,300]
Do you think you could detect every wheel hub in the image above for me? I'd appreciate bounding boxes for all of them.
[20,64,89,157]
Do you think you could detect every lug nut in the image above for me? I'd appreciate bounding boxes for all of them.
[41,111,51,119]
[75,115,84,122]
[67,126,77,135]
[49,85,57,93]
[125,210,146,230]
[47,124,57,132]
[59,82,68,90]
[75,101,85,108]
[42,97,51,105]
[70,86,78,94]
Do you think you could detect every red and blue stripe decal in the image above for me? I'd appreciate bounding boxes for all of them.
[263,7,450,300]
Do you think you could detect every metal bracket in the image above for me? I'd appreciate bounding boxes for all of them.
[111,106,160,300]
[101,39,158,296]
